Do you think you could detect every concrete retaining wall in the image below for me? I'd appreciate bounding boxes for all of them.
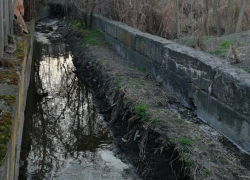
[0,0,14,59]
[0,20,35,180]
[91,14,250,153]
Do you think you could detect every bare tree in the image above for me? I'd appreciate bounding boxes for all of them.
[174,0,180,38]
[225,0,234,35]
[235,0,247,33]
[204,0,209,36]
[210,0,222,36]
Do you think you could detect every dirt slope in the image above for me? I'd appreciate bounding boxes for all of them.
[64,21,250,180]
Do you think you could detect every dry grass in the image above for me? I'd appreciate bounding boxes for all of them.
[69,0,250,41]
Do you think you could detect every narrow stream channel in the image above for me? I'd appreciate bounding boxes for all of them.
[19,19,140,180]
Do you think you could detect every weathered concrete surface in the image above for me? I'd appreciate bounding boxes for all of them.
[91,14,250,153]
[0,0,4,58]
[0,20,35,180]
[0,0,14,59]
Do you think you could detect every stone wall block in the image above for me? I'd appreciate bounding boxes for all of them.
[164,44,225,92]
[136,33,172,64]
[92,14,106,32]
[116,24,141,51]
[197,90,250,152]
[213,67,250,118]
[104,20,123,39]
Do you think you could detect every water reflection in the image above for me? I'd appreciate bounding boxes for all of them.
[19,34,111,180]
[19,19,140,180]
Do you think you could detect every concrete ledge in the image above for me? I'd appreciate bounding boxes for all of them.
[91,14,250,153]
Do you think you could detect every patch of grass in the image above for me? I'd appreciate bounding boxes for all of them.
[177,136,193,147]
[17,42,24,54]
[93,58,104,70]
[0,95,16,106]
[219,40,236,49]
[82,29,101,46]
[202,36,209,41]
[173,115,181,122]
[243,68,250,73]
[15,41,25,66]
[135,102,149,123]
[210,49,227,55]
[70,19,83,30]
[127,78,145,89]
[114,76,123,91]
[155,109,160,113]
[239,41,244,46]
[138,68,146,73]
[0,70,19,85]
[0,112,12,163]
[202,169,210,178]
[152,117,160,123]
[210,39,237,57]
[182,38,193,46]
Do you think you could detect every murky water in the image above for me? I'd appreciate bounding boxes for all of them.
[19,19,139,180]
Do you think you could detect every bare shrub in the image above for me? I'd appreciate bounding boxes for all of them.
[67,0,250,39]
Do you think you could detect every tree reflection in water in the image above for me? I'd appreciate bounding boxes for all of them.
[19,39,111,179]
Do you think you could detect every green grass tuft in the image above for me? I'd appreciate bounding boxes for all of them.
[219,40,236,49]
[0,112,12,162]
[135,102,149,123]
[0,95,16,106]
[82,29,101,46]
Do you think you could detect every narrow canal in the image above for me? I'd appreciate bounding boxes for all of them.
[18,19,140,180]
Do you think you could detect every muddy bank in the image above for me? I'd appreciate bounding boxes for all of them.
[64,20,250,180]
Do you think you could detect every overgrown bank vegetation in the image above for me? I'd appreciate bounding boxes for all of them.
[67,19,250,179]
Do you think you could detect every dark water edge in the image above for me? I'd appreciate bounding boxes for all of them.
[18,18,140,180]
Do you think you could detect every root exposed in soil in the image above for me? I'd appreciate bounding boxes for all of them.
[65,22,250,180]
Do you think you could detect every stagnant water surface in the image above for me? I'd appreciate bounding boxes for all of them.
[19,19,140,180]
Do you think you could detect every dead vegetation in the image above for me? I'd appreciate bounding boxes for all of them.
[68,24,250,179]
[65,0,250,39]
[60,0,250,67]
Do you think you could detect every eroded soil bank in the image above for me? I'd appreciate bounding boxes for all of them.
[65,19,250,180]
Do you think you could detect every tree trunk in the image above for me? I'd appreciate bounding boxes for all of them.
[204,0,209,36]
[225,0,234,35]
[235,0,247,33]
[210,0,222,36]
[174,0,180,38]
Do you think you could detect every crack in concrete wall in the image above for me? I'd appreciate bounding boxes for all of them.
[91,14,250,153]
